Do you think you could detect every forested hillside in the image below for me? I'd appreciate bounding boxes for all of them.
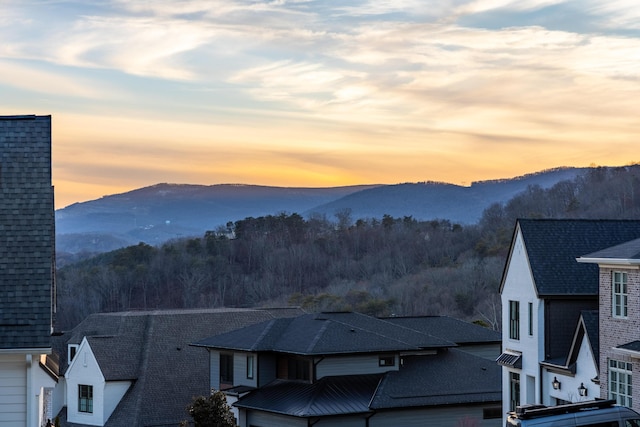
[56,165,640,330]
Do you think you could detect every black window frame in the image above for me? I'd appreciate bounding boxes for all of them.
[220,353,234,384]
[509,300,520,340]
[78,384,93,413]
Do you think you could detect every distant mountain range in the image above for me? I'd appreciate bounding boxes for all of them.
[56,167,585,255]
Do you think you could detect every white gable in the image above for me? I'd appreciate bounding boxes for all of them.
[500,227,545,419]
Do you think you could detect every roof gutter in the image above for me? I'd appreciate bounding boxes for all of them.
[576,257,640,266]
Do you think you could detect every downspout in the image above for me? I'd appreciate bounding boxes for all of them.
[539,363,544,404]
[26,354,33,427]
[365,411,376,427]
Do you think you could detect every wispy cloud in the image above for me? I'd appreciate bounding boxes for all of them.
[1,0,640,207]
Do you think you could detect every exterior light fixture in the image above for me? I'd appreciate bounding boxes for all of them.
[578,383,588,396]
[552,377,561,390]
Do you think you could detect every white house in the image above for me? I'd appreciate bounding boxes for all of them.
[498,219,640,423]
[49,307,304,427]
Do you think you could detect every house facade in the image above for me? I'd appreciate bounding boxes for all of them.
[577,237,640,412]
[498,219,640,423]
[50,307,303,427]
[194,312,503,427]
[0,115,57,427]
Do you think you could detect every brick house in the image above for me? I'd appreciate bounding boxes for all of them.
[577,237,640,411]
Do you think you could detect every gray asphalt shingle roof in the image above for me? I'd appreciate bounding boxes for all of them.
[581,310,599,365]
[382,315,500,344]
[508,219,640,296]
[371,349,501,409]
[193,311,455,355]
[0,115,54,349]
[580,237,640,261]
[234,349,501,416]
[56,307,304,427]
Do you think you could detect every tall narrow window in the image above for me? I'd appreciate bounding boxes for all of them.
[510,372,520,412]
[246,355,254,379]
[613,271,628,318]
[609,359,632,407]
[220,353,234,384]
[528,302,533,336]
[78,384,93,413]
[509,300,520,340]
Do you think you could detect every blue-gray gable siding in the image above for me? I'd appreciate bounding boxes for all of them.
[0,115,54,349]
[544,298,598,360]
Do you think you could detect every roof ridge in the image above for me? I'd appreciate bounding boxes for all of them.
[305,319,330,354]
[329,314,424,350]
[252,318,290,351]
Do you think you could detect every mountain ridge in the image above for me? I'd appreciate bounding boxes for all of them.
[56,166,585,255]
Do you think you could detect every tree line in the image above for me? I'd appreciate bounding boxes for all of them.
[55,165,640,330]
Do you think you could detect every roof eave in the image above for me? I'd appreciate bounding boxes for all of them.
[576,257,640,266]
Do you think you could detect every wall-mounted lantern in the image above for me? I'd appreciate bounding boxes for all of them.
[578,383,588,397]
[552,377,561,390]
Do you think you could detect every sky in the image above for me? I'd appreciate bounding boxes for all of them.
[2,1,640,209]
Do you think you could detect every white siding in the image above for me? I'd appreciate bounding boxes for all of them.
[501,229,543,418]
[316,354,399,379]
[0,355,26,426]
[545,334,599,405]
[65,340,106,426]
[103,381,131,423]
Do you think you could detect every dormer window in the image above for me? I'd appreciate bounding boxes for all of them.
[68,344,79,364]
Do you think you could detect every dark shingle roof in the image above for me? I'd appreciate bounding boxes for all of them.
[581,310,599,364]
[0,115,54,349]
[579,237,640,262]
[382,316,500,345]
[193,312,455,355]
[235,349,501,417]
[371,349,501,409]
[507,219,640,296]
[235,375,382,417]
[56,307,304,427]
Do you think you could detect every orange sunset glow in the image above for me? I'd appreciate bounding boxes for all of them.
[2,1,639,209]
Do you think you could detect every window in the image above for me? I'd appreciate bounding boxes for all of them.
[220,353,234,384]
[288,358,310,381]
[78,384,93,413]
[68,345,78,364]
[379,355,395,367]
[246,355,254,379]
[626,421,640,427]
[510,372,520,412]
[528,302,533,336]
[609,359,632,407]
[509,301,520,340]
[613,271,628,318]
